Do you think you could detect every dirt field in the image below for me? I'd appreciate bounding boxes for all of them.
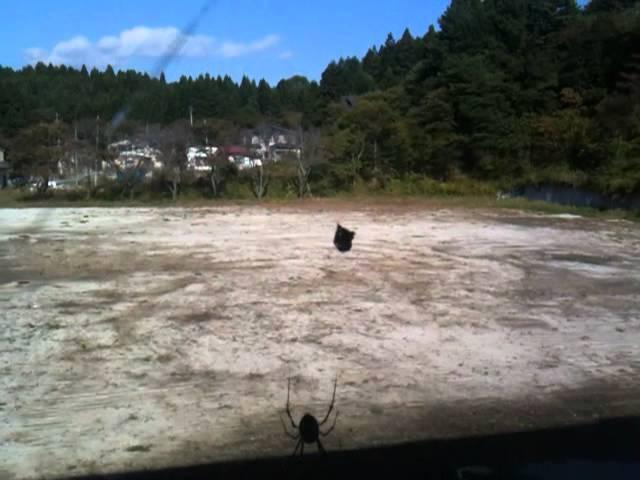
[1,202,640,480]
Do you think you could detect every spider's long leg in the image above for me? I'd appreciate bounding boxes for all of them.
[320,410,339,437]
[285,377,298,429]
[300,441,305,457]
[279,414,299,440]
[317,439,327,456]
[291,438,302,457]
[319,376,337,426]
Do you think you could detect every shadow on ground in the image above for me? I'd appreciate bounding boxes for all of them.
[70,416,640,480]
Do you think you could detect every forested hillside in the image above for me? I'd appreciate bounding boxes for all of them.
[1,0,639,196]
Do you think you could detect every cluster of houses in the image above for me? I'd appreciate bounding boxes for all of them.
[107,125,301,174]
[108,140,163,171]
[0,125,303,189]
[187,146,218,172]
[242,126,302,163]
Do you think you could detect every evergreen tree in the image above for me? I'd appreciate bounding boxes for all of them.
[2,0,640,196]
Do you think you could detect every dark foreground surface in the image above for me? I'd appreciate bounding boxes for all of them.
[69,416,640,480]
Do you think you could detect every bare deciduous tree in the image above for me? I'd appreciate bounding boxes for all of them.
[350,139,365,188]
[100,121,149,200]
[166,153,182,201]
[207,149,228,197]
[250,159,269,200]
[295,128,325,198]
[117,157,146,200]
[10,121,70,194]
[157,120,191,202]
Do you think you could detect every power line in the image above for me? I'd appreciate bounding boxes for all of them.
[110,0,217,131]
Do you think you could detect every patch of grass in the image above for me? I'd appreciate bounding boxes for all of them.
[0,190,256,209]
[93,289,127,303]
[2,183,637,221]
[494,197,639,221]
[155,353,175,364]
[0,190,25,207]
[125,444,152,453]
[56,300,84,309]
[385,175,497,197]
[172,311,212,323]
[369,405,384,415]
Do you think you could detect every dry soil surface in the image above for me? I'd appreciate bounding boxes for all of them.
[1,202,640,479]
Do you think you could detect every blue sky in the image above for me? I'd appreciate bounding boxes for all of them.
[0,0,588,85]
[0,0,450,84]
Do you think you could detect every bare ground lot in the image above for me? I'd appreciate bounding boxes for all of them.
[1,201,640,479]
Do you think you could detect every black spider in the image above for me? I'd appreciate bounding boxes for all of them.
[334,224,355,253]
[280,377,339,457]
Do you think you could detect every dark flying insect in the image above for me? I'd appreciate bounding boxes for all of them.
[334,224,355,253]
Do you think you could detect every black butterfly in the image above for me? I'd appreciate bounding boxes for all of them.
[334,224,355,253]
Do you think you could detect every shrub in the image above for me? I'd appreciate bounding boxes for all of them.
[387,174,496,196]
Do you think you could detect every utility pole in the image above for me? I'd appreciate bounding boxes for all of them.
[373,139,378,172]
[95,114,100,188]
[55,113,61,178]
[72,121,78,180]
[298,125,304,159]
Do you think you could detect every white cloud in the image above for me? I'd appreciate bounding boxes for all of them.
[278,50,294,60]
[25,47,48,63]
[219,34,280,58]
[95,26,214,58]
[49,36,95,65]
[25,27,281,68]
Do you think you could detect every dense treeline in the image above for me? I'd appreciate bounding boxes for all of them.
[1,0,639,197]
